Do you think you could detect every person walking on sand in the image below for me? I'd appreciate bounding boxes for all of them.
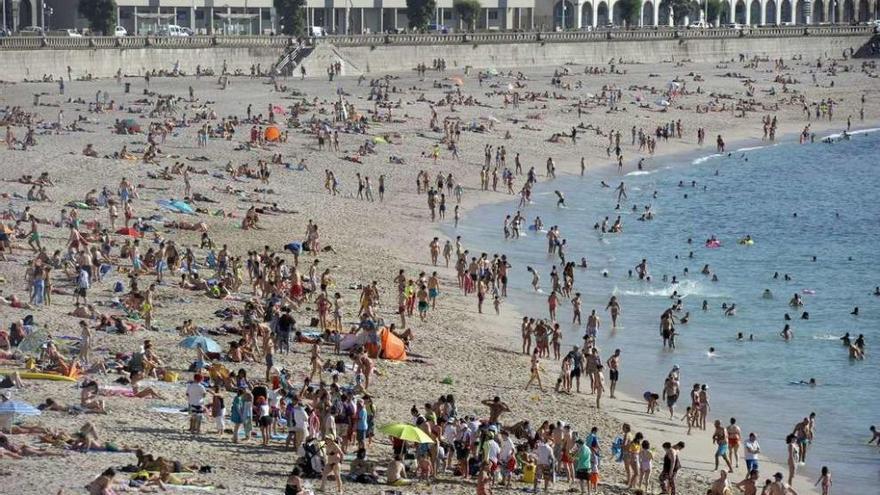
[713,419,733,473]
[663,370,680,419]
[744,432,761,473]
[727,418,742,469]
[525,349,544,392]
[606,349,621,399]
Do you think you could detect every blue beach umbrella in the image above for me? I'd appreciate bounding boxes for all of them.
[0,400,41,425]
[178,336,222,353]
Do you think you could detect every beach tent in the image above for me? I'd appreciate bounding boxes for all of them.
[342,328,407,361]
[265,126,281,142]
[377,327,406,361]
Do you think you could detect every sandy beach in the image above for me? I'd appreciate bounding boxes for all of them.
[1,50,876,495]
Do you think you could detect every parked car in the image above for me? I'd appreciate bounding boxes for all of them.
[19,26,45,36]
[725,23,743,30]
[64,29,83,37]
[689,21,708,28]
[114,26,128,37]
[157,24,189,36]
[427,23,450,34]
[307,26,326,37]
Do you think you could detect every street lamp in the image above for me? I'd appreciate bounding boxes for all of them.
[560,1,568,30]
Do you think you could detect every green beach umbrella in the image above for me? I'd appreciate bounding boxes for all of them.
[378,423,435,444]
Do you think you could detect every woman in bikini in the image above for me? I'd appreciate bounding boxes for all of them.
[319,435,344,494]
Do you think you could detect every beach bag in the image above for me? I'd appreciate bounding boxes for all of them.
[522,463,536,484]
[114,281,125,293]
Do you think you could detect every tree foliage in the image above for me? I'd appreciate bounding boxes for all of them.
[78,0,117,36]
[706,0,730,23]
[275,0,306,36]
[615,0,643,26]
[407,0,438,30]
[453,0,481,31]
[669,0,699,24]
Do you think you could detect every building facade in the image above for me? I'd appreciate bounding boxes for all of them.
[4,0,874,34]
[535,0,877,29]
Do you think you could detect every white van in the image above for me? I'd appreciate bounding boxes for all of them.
[158,24,190,37]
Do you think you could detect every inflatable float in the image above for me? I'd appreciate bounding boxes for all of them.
[0,370,78,382]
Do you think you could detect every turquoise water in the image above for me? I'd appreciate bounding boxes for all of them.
[452,130,880,493]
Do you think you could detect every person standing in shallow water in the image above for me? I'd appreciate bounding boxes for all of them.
[605,296,621,328]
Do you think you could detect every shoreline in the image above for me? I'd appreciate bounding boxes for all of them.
[427,124,876,495]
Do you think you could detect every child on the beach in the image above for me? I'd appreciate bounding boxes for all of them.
[589,444,600,492]
[638,440,653,493]
[815,466,832,495]
[644,391,659,414]
[682,406,696,435]
[493,295,502,315]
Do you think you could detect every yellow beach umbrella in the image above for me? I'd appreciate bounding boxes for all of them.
[378,423,435,444]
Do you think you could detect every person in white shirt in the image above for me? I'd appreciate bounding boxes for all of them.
[498,430,515,486]
[744,432,761,474]
[185,374,207,434]
[534,439,556,492]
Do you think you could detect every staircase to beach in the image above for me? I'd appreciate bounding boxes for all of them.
[271,43,314,76]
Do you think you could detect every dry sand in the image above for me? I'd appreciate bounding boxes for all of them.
[1,50,876,494]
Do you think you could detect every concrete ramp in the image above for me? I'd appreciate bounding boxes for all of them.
[299,43,366,78]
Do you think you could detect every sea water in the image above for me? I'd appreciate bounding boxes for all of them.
[451,130,880,493]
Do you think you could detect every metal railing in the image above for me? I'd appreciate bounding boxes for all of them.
[0,26,872,51]
[0,35,296,50]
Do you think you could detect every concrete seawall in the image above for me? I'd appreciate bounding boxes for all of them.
[301,34,873,76]
[0,46,283,80]
[0,28,873,80]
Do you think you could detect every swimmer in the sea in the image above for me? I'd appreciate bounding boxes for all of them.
[554,190,565,208]
[840,333,851,346]
[707,347,716,357]
[801,312,809,320]
[868,426,880,446]
[850,307,859,316]
[724,304,736,316]
[762,289,773,299]
[780,324,793,341]
[849,343,864,360]
[737,333,744,341]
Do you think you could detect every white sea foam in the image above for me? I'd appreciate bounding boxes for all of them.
[626,170,655,176]
[614,279,728,298]
[692,153,723,165]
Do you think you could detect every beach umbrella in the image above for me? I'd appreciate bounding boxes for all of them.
[272,105,286,115]
[372,136,388,144]
[178,336,222,353]
[115,227,142,238]
[449,76,464,86]
[655,99,670,107]
[0,400,41,422]
[378,423,435,444]
[481,115,500,123]
[486,67,499,76]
